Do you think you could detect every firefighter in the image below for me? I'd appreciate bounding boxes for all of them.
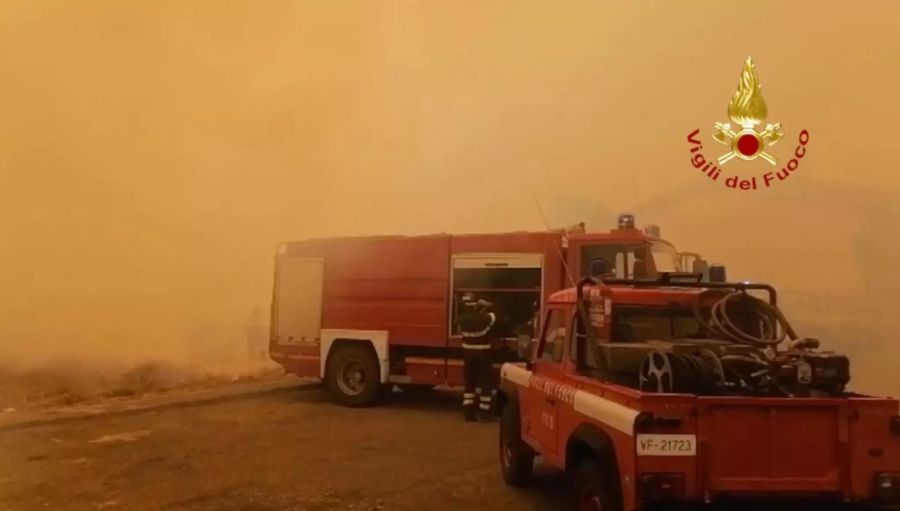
[457,294,496,422]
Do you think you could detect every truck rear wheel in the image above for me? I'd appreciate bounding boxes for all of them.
[326,344,380,407]
[573,458,619,511]
[499,399,534,487]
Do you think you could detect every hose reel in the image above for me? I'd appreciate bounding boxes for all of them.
[639,290,802,395]
[694,289,796,347]
[639,349,725,394]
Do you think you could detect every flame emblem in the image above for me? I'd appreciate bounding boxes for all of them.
[713,56,784,165]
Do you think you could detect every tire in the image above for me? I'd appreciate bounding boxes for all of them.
[499,399,534,487]
[325,344,380,407]
[573,458,620,511]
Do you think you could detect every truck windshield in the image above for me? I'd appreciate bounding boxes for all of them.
[582,244,644,279]
[610,306,703,342]
[649,241,678,274]
[609,302,767,343]
[582,241,678,279]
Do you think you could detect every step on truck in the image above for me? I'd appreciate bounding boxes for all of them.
[498,276,900,510]
[269,215,717,406]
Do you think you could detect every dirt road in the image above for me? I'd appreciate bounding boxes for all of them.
[0,385,566,511]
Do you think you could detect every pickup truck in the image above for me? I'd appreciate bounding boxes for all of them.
[498,276,900,510]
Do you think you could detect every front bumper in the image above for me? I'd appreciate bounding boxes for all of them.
[873,472,900,510]
[640,495,899,511]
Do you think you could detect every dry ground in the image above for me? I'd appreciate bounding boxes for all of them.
[0,361,283,411]
[0,385,567,511]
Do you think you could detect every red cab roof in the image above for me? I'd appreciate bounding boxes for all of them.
[568,228,658,243]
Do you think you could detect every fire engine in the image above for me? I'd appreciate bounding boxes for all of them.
[268,215,716,406]
[498,276,900,510]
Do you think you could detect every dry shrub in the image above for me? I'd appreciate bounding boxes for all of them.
[109,360,188,397]
[21,363,107,402]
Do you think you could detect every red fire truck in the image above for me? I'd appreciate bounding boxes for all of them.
[269,215,716,406]
[498,277,900,510]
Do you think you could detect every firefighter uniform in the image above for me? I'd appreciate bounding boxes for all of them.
[458,299,496,422]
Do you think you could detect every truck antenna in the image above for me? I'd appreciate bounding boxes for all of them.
[531,192,576,287]
[629,171,643,221]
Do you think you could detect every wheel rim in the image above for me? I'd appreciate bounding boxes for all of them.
[579,490,603,511]
[499,423,512,470]
[336,358,367,396]
[639,350,674,393]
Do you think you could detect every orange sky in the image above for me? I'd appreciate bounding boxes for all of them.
[1,1,898,391]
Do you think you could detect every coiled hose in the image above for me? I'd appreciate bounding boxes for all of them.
[695,290,797,347]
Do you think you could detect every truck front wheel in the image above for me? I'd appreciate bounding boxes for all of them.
[499,399,534,487]
[326,344,380,407]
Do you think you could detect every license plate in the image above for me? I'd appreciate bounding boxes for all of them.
[636,434,697,456]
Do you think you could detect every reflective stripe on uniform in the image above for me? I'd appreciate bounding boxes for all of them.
[479,404,491,410]
[460,312,496,338]
[462,343,491,350]
[479,395,492,402]
[463,398,475,405]
[463,393,475,398]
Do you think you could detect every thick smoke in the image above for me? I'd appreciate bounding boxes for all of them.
[1,1,899,396]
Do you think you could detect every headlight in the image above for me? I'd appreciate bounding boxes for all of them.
[874,472,900,503]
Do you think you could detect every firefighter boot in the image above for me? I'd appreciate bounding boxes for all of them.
[478,392,494,422]
[463,392,476,422]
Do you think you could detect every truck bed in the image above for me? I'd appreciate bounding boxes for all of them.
[651,394,900,500]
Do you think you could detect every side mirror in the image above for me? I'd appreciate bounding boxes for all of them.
[632,258,648,279]
[516,334,533,359]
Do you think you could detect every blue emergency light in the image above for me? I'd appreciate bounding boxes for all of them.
[617,213,635,229]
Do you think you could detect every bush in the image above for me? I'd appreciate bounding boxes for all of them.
[111,360,186,396]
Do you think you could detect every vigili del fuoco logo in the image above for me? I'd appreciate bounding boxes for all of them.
[687,56,809,190]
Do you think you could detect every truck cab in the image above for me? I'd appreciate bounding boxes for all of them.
[566,214,708,282]
[499,277,900,510]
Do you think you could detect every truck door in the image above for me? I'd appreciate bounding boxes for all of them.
[448,252,543,385]
[527,306,567,455]
[273,256,324,346]
[449,253,544,339]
